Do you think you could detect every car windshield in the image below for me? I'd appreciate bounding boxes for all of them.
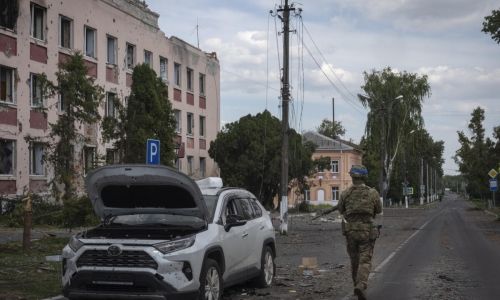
[110,213,205,228]
[203,195,219,218]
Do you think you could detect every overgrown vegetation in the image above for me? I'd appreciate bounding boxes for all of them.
[0,237,69,299]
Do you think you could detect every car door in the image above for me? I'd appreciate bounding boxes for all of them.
[236,197,261,271]
[219,197,251,277]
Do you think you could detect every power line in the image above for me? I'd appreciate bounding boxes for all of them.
[220,68,280,92]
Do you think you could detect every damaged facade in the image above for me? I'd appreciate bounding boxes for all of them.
[0,0,220,196]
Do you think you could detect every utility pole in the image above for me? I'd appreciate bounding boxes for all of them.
[332,97,335,123]
[420,157,423,205]
[380,107,386,208]
[403,141,408,208]
[273,0,300,234]
[426,163,429,203]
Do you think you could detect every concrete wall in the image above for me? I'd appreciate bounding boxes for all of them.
[0,0,220,196]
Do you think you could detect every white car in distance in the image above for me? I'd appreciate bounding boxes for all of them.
[61,164,276,300]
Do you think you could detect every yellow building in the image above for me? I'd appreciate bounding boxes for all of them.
[284,131,364,208]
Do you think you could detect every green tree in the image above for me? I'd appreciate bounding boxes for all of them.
[357,67,431,199]
[482,8,500,44]
[25,51,104,201]
[208,110,316,208]
[316,118,346,139]
[453,107,494,199]
[102,64,177,166]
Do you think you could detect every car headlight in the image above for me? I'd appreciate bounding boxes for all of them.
[68,235,84,252]
[154,236,196,254]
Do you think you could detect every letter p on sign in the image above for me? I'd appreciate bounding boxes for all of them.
[146,139,160,165]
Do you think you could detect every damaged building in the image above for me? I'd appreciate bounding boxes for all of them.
[0,0,220,196]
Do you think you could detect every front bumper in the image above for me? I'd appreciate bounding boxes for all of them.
[62,271,199,300]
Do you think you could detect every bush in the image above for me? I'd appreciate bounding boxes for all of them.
[0,194,100,230]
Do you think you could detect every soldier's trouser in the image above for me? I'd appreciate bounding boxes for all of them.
[346,230,376,289]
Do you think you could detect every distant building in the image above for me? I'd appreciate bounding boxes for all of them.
[0,0,220,196]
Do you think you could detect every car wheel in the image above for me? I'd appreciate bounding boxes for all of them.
[199,258,222,300]
[253,245,275,288]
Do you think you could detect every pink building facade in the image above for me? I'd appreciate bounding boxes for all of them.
[0,0,220,196]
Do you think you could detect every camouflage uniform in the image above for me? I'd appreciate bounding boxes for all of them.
[338,165,382,300]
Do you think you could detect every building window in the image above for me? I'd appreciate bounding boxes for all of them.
[84,26,96,58]
[58,93,66,112]
[0,140,14,176]
[304,189,310,201]
[186,68,193,91]
[175,158,182,171]
[0,1,17,30]
[199,157,206,178]
[83,146,95,175]
[29,142,44,176]
[331,187,339,201]
[107,36,117,64]
[30,74,43,107]
[144,50,152,67]
[174,109,181,133]
[331,160,339,173]
[126,43,135,69]
[106,149,118,165]
[59,16,72,49]
[174,63,180,86]
[30,3,45,40]
[0,66,14,104]
[199,116,205,137]
[199,73,205,95]
[106,92,116,117]
[160,57,167,82]
[187,156,194,176]
[186,112,194,135]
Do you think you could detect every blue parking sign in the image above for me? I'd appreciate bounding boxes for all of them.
[490,179,498,191]
[146,139,160,165]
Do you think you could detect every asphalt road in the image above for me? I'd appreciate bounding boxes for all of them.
[367,192,500,299]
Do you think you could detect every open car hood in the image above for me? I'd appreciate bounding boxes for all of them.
[85,164,209,221]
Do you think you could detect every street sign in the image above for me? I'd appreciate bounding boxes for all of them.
[408,187,414,195]
[146,139,160,165]
[490,179,498,191]
[488,169,498,178]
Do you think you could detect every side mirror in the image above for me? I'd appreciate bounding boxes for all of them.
[224,214,247,232]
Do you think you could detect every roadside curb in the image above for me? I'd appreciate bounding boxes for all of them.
[469,200,499,218]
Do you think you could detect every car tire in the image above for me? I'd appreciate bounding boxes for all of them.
[199,258,222,300]
[252,245,275,288]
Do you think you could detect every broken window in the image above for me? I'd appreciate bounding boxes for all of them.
[331,160,339,173]
[187,156,194,176]
[106,149,118,165]
[199,157,206,178]
[29,142,44,176]
[106,92,116,117]
[58,93,66,112]
[199,116,205,137]
[186,112,194,135]
[0,66,14,104]
[83,146,95,175]
[107,36,116,64]
[0,140,14,176]
[159,57,167,82]
[199,73,205,95]
[59,16,72,49]
[174,63,180,86]
[175,157,182,171]
[186,68,193,91]
[84,26,96,58]
[126,43,135,69]
[174,109,181,133]
[30,3,45,40]
[144,50,152,67]
[0,0,18,30]
[331,187,339,201]
[30,73,43,107]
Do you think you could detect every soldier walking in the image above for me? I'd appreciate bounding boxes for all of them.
[338,165,383,300]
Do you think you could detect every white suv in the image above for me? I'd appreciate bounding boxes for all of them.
[61,164,276,300]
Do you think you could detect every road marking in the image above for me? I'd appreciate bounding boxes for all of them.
[341,208,446,300]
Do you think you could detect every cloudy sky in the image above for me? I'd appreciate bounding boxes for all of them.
[147,0,500,175]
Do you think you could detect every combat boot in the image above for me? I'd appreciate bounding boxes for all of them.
[354,283,367,300]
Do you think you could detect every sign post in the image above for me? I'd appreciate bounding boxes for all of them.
[490,179,498,209]
[146,139,160,165]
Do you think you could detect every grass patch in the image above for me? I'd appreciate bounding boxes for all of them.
[0,236,69,299]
